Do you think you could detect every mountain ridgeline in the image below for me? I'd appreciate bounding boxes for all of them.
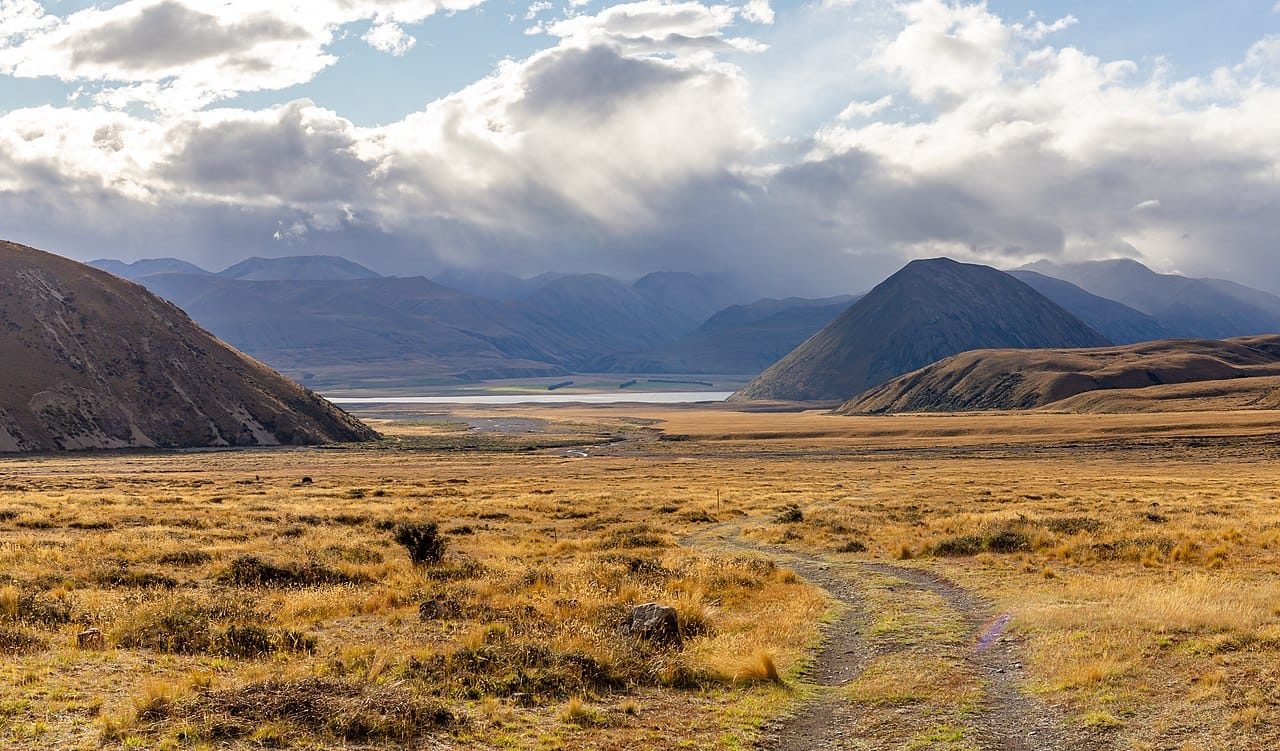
[0,241,377,452]
[85,252,1280,394]
[731,259,1111,402]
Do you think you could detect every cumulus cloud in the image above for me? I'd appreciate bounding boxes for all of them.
[542,0,768,55]
[363,22,417,56]
[1,0,1279,295]
[837,94,893,121]
[0,1,764,277]
[741,0,774,25]
[0,0,483,111]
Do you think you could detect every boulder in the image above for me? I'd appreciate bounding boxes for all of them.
[620,602,681,646]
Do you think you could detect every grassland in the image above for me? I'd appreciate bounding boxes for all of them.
[2,406,1280,749]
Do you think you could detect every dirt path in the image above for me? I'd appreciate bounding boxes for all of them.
[687,519,1113,751]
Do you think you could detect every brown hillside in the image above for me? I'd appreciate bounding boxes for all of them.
[840,335,1280,414]
[0,240,378,452]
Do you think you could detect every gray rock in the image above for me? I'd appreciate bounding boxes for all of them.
[620,602,681,646]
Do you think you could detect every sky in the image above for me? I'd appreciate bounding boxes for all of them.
[1,0,1278,296]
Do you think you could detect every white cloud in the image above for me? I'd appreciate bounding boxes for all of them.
[2,0,1280,294]
[363,22,417,55]
[543,0,770,55]
[741,0,774,25]
[526,1,553,20]
[837,94,893,121]
[805,3,1280,285]
[877,0,1012,103]
[0,0,484,112]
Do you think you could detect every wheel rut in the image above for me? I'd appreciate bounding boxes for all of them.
[686,520,1113,751]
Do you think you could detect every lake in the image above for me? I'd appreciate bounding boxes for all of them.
[327,391,735,405]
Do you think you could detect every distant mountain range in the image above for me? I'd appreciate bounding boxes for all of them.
[592,295,857,374]
[1022,259,1280,340]
[95,259,778,387]
[732,259,1110,402]
[87,252,1280,392]
[842,335,1280,414]
[1,241,376,452]
[91,254,383,283]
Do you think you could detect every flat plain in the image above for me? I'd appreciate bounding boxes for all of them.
[2,403,1279,750]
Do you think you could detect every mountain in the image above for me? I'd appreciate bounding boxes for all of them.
[591,295,856,374]
[1008,270,1168,344]
[1023,259,1280,339]
[731,258,1111,402]
[0,240,377,452]
[90,258,210,281]
[138,273,567,387]
[219,255,383,281]
[841,335,1280,414]
[432,269,563,300]
[510,274,705,367]
[630,272,755,328]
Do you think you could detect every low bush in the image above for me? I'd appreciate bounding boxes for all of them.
[0,586,74,628]
[393,521,446,565]
[0,626,46,654]
[216,555,365,587]
[174,677,455,742]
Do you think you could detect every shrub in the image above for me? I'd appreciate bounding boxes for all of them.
[0,626,46,654]
[0,586,73,628]
[95,568,179,589]
[598,524,666,549]
[393,522,446,565]
[931,535,984,557]
[836,539,867,553]
[211,624,316,658]
[181,677,455,741]
[157,550,212,566]
[216,556,364,587]
[773,505,803,524]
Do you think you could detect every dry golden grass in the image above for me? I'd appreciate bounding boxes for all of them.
[3,404,1280,748]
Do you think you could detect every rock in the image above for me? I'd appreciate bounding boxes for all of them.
[620,602,681,646]
[418,599,462,621]
[76,627,104,650]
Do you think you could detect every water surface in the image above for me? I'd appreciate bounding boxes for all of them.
[327,391,735,405]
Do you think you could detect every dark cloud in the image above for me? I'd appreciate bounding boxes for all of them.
[68,1,308,72]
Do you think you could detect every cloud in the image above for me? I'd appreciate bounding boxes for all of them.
[0,0,483,111]
[2,0,1280,296]
[837,94,893,121]
[542,0,769,55]
[363,22,417,56]
[741,0,774,25]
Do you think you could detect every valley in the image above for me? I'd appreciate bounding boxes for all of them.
[3,403,1279,750]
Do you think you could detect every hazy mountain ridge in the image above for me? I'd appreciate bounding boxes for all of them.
[89,257,211,281]
[1008,270,1170,344]
[1023,259,1280,339]
[0,241,377,452]
[591,295,857,374]
[88,252,1280,390]
[218,255,384,281]
[732,258,1111,402]
[109,260,762,382]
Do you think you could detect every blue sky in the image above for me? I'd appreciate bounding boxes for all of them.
[1,0,1278,293]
